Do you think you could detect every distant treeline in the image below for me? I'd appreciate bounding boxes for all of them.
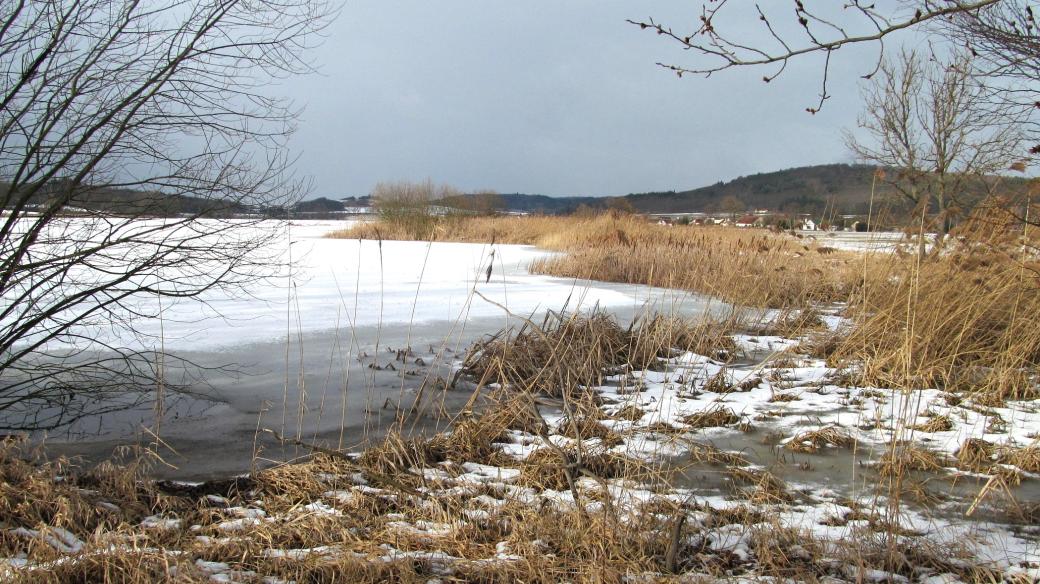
[4,163,1028,219]
[1,180,253,217]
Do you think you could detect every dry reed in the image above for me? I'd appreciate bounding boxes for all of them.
[333,212,868,308]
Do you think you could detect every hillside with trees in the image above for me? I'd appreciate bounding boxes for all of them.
[626,164,895,216]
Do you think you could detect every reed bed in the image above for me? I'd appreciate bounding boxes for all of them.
[332,212,869,308]
[832,208,1040,405]
[530,214,866,309]
[461,308,741,397]
[329,213,579,246]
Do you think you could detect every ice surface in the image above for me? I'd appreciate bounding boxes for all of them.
[17,219,656,352]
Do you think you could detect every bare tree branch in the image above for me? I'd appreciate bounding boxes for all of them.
[0,0,334,431]
[628,1,1004,112]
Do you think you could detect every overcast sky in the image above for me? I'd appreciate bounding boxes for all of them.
[285,1,924,198]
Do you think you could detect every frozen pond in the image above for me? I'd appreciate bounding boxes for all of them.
[38,220,727,479]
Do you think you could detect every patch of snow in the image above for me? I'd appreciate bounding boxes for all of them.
[141,515,182,531]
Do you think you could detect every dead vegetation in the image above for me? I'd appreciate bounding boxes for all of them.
[911,414,955,433]
[831,208,1040,408]
[461,308,739,397]
[956,438,997,472]
[876,443,946,477]
[333,211,868,308]
[754,307,827,337]
[683,441,752,467]
[0,370,1029,583]
[784,426,855,453]
[612,403,645,422]
[699,369,763,394]
[682,406,741,429]
[6,204,1040,581]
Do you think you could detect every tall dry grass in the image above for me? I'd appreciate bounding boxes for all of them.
[828,204,1040,405]
[333,212,868,308]
[330,213,575,246]
[461,308,741,398]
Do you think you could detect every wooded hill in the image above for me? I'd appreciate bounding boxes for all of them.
[457,163,1027,217]
[626,164,885,215]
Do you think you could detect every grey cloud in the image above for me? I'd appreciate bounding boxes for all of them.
[284,1,898,197]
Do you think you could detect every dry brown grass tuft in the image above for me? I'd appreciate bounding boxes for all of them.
[13,549,202,584]
[0,439,175,545]
[748,525,825,580]
[613,403,645,422]
[876,444,945,477]
[462,310,630,397]
[802,330,845,362]
[755,307,827,337]
[702,370,760,394]
[432,393,544,464]
[955,438,997,472]
[628,313,741,365]
[682,406,740,428]
[998,444,1040,473]
[700,503,766,528]
[516,447,641,490]
[684,442,752,467]
[557,414,624,446]
[784,426,855,453]
[355,432,442,479]
[911,414,955,433]
[702,370,734,393]
[728,467,792,504]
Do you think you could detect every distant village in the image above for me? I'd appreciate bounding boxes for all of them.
[645,210,872,232]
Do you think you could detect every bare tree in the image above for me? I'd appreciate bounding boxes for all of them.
[469,190,504,216]
[631,1,1040,230]
[718,194,746,221]
[371,179,464,239]
[606,196,637,216]
[845,50,1023,252]
[948,3,1040,157]
[0,0,333,431]
[436,188,503,216]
